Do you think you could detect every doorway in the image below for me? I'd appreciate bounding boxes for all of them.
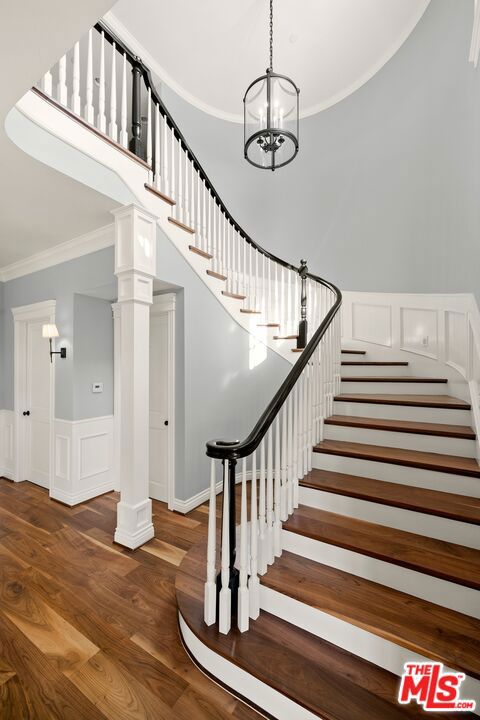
[149,294,175,505]
[12,300,55,488]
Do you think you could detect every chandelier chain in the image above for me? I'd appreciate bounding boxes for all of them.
[269,0,273,71]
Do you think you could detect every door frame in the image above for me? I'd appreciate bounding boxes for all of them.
[112,292,176,509]
[12,300,56,487]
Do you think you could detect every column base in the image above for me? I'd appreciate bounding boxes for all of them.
[114,499,154,549]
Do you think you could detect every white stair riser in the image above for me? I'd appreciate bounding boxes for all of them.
[334,400,472,425]
[259,585,480,711]
[340,364,409,377]
[299,485,480,550]
[313,451,480,497]
[282,529,480,619]
[340,381,448,395]
[324,423,475,458]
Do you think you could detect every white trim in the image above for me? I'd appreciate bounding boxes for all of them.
[104,3,431,123]
[0,224,114,282]
[151,293,176,510]
[0,410,15,480]
[173,471,249,514]
[178,613,318,720]
[470,0,480,67]
[12,300,56,489]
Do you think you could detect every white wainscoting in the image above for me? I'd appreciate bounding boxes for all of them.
[341,291,480,458]
[0,410,15,479]
[52,415,114,505]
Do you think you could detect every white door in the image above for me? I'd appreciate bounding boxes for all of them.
[24,319,51,488]
[149,310,170,502]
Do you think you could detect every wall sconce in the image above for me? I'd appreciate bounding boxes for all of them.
[42,323,66,363]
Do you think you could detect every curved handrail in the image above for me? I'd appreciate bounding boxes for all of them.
[97,20,299,274]
[96,20,342,463]
[207,276,342,460]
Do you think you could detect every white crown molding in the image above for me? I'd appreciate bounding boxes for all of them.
[104,2,430,123]
[0,223,114,283]
[470,0,480,67]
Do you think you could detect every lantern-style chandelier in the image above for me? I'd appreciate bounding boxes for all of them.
[243,0,300,171]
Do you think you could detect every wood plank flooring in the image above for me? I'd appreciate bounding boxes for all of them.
[0,478,262,720]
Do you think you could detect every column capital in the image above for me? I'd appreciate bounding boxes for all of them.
[113,203,157,280]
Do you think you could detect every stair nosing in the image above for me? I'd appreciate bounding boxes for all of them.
[283,506,480,590]
[334,394,471,410]
[314,440,480,478]
[300,469,480,525]
[341,376,448,383]
[324,414,476,440]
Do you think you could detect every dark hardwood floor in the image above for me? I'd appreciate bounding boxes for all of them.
[0,478,262,720]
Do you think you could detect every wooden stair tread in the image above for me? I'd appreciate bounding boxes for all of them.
[335,393,471,409]
[283,505,480,589]
[188,244,213,259]
[168,216,195,234]
[206,269,227,281]
[273,334,298,340]
[262,551,480,679]
[144,182,175,205]
[341,349,366,354]
[342,376,448,383]
[222,290,246,300]
[325,414,476,439]
[176,542,448,719]
[292,347,305,353]
[240,308,261,314]
[314,439,480,478]
[341,361,408,366]
[301,468,480,525]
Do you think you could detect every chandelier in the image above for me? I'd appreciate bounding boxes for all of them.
[243,0,300,171]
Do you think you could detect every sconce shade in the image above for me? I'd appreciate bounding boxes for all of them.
[42,323,59,339]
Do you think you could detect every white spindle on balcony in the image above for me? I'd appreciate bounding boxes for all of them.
[274,414,282,556]
[98,32,106,133]
[184,151,191,228]
[146,88,152,180]
[84,29,94,123]
[249,449,260,619]
[266,426,274,565]
[119,54,128,148]
[162,117,170,198]
[57,54,67,107]
[72,42,81,115]
[154,103,160,186]
[218,462,231,635]
[258,438,267,575]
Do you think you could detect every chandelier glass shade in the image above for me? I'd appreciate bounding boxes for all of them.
[243,0,299,171]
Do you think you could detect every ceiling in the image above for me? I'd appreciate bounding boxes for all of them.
[0,0,116,270]
[108,0,431,122]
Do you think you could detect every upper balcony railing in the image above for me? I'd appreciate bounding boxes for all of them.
[34,19,342,635]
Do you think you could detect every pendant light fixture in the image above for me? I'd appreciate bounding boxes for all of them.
[243,0,299,171]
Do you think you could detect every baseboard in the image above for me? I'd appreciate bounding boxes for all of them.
[0,409,15,479]
[50,480,115,506]
[173,471,252,514]
[0,468,14,481]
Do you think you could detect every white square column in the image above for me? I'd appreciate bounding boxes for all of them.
[113,204,157,549]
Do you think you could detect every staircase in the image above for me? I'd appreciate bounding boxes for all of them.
[14,20,480,719]
[177,347,480,719]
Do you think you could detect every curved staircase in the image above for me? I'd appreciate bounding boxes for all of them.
[177,347,480,719]
[13,21,480,719]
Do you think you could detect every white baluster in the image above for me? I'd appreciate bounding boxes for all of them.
[258,438,267,574]
[109,42,118,141]
[71,42,81,115]
[146,88,152,181]
[184,151,191,228]
[293,382,299,507]
[42,69,52,96]
[201,182,208,253]
[97,32,106,132]
[162,116,170,198]
[287,270,292,335]
[307,357,313,472]
[303,363,309,471]
[190,158,195,232]
[298,373,304,478]
[287,391,294,514]
[119,54,128,148]
[204,459,217,625]
[170,126,176,203]
[280,266,285,333]
[84,29,94,123]
[281,403,288,521]
[177,140,184,222]
[274,414,282,556]
[219,462,231,634]
[57,54,67,107]
[154,103,160,187]
[266,426,274,564]
[249,450,260,619]
[238,457,249,633]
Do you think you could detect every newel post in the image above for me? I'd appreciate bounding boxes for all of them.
[297,259,308,349]
[113,203,157,549]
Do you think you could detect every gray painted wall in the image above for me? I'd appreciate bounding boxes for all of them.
[73,293,114,419]
[0,281,4,409]
[1,247,116,420]
[156,227,289,501]
[158,0,480,298]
